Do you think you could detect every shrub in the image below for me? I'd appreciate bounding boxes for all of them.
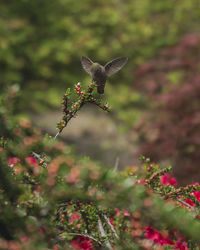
[0,83,200,249]
[134,33,200,185]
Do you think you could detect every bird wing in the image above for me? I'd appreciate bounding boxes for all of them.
[81,56,93,76]
[104,57,128,76]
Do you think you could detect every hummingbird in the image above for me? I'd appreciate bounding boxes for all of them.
[81,56,128,94]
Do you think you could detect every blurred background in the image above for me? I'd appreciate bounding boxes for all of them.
[0,0,200,185]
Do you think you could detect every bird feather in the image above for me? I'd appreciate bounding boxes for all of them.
[81,56,93,76]
[104,57,128,76]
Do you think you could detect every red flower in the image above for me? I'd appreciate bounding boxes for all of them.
[185,198,195,207]
[26,157,38,167]
[174,240,189,250]
[155,234,174,245]
[145,227,173,246]
[8,157,20,166]
[160,173,177,186]
[72,236,93,250]
[193,191,200,201]
[109,218,116,226]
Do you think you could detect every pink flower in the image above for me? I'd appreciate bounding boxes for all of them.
[193,191,200,201]
[123,210,130,216]
[192,182,200,187]
[0,147,4,152]
[137,178,145,184]
[115,208,121,217]
[174,240,189,250]
[69,212,81,222]
[160,173,177,186]
[26,157,38,167]
[8,157,20,166]
[53,245,59,250]
[66,167,80,184]
[185,198,195,207]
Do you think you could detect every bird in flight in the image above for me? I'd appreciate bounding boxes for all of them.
[81,56,128,94]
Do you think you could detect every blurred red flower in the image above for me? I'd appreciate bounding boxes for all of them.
[124,210,130,216]
[145,227,173,246]
[72,236,93,250]
[193,191,200,201]
[174,240,189,250]
[160,173,177,186]
[26,156,38,167]
[8,157,20,166]
[185,198,195,207]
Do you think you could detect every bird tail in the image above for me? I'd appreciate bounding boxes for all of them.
[97,84,105,94]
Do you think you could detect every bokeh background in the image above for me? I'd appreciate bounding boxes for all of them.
[0,0,200,185]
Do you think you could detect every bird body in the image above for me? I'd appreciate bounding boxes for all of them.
[81,56,128,94]
[91,63,107,94]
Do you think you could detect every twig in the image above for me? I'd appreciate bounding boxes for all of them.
[54,102,107,139]
[176,198,198,213]
[154,190,198,215]
[176,198,193,209]
[176,198,199,216]
[54,131,60,139]
[113,157,119,172]
[104,214,119,239]
[98,217,112,249]
[32,151,43,161]
[67,233,102,246]
[55,83,110,138]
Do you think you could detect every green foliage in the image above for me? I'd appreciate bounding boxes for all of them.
[0,0,199,124]
[56,82,110,134]
[0,84,200,249]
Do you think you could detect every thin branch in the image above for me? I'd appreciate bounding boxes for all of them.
[54,131,60,139]
[176,198,193,209]
[67,233,102,246]
[154,190,198,215]
[98,217,112,249]
[55,83,110,138]
[176,198,199,214]
[113,157,119,172]
[104,214,119,239]
[32,151,43,161]
[54,101,107,139]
